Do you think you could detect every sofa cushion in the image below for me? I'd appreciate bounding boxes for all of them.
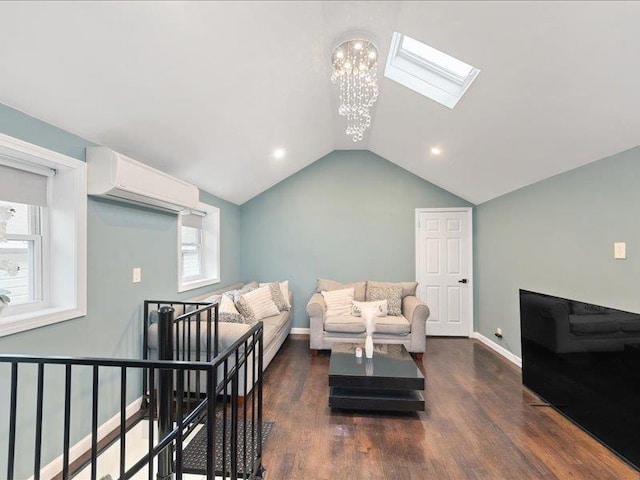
[235,285,280,323]
[321,287,354,318]
[265,282,289,311]
[570,301,610,315]
[219,293,245,324]
[375,315,411,335]
[366,281,418,299]
[317,279,366,301]
[260,281,291,309]
[262,309,291,336]
[324,314,365,334]
[569,314,620,335]
[352,300,387,317]
[367,285,402,316]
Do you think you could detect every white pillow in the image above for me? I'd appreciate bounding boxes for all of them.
[321,287,354,318]
[260,280,291,309]
[235,285,280,322]
[352,300,387,317]
[220,293,240,314]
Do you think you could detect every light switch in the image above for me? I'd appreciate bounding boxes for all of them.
[133,267,142,283]
[614,242,626,260]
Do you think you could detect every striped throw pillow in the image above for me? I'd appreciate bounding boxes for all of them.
[321,287,355,318]
[235,285,280,323]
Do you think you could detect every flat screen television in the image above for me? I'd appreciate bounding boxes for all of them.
[520,290,640,469]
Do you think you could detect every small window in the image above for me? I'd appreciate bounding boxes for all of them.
[385,32,480,108]
[177,203,220,292]
[0,201,45,309]
[0,133,87,337]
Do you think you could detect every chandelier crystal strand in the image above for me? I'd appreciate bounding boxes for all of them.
[331,39,379,142]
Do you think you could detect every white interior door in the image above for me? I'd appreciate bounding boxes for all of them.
[416,208,472,337]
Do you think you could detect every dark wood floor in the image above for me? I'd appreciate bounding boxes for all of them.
[260,335,639,480]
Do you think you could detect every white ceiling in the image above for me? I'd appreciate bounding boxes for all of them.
[0,1,638,205]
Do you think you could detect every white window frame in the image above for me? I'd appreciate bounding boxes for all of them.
[0,132,87,337]
[384,32,480,109]
[0,205,46,314]
[177,202,220,293]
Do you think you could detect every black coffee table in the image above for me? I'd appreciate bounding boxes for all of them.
[328,343,425,412]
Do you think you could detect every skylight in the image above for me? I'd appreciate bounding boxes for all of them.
[385,32,480,108]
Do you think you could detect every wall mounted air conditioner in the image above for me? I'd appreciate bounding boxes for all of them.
[86,147,199,213]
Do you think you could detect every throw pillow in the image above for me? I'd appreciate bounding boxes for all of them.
[235,285,280,323]
[368,286,402,316]
[317,279,366,301]
[321,287,355,318]
[352,300,388,317]
[202,294,222,304]
[259,281,290,311]
[366,281,418,300]
[571,301,609,315]
[279,280,291,309]
[232,282,259,304]
[218,293,245,324]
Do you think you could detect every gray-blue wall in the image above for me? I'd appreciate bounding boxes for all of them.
[475,146,640,357]
[0,103,242,476]
[240,150,472,328]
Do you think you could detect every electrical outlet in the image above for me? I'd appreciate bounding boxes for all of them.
[132,267,142,283]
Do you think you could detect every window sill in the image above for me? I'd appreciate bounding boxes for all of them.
[178,277,220,293]
[0,306,86,338]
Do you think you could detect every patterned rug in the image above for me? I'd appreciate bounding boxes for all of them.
[182,419,273,476]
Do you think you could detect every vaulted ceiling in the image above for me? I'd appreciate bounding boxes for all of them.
[0,1,638,204]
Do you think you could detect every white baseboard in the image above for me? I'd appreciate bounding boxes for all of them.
[29,396,143,480]
[470,332,522,368]
[290,327,310,335]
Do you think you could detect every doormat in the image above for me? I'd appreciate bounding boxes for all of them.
[182,419,273,476]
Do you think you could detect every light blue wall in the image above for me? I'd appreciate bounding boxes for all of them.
[0,103,242,476]
[240,150,473,328]
[475,146,640,357]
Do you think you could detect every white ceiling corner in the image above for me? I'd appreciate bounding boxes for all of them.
[0,1,638,205]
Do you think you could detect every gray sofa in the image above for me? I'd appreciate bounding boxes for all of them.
[307,280,429,357]
[147,282,292,395]
[521,291,640,354]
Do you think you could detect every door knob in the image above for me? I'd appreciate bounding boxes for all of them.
[458,278,468,284]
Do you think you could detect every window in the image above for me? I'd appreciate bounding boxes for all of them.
[177,203,220,292]
[0,133,87,337]
[384,32,480,109]
[0,202,45,311]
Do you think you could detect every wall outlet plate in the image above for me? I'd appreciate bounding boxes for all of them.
[132,267,142,283]
[614,242,626,260]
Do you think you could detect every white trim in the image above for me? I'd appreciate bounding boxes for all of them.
[28,396,143,480]
[415,207,474,337]
[291,327,310,335]
[470,332,522,368]
[0,132,84,170]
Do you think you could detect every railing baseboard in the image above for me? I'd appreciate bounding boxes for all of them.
[27,396,143,480]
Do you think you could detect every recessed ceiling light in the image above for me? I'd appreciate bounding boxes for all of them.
[430,147,442,156]
[273,148,286,159]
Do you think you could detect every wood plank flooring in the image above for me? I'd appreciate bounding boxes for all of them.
[260,336,639,480]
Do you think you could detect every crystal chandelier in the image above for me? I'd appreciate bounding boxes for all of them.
[331,38,379,142]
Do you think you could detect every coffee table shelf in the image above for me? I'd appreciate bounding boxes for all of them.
[328,343,425,412]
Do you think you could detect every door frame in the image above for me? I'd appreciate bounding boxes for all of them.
[415,207,474,337]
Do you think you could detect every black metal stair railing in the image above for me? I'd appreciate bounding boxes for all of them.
[0,307,264,480]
